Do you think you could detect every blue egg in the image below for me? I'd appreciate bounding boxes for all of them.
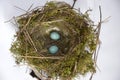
[49,45,59,54]
[50,31,60,40]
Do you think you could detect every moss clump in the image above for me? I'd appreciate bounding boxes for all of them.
[10,1,100,80]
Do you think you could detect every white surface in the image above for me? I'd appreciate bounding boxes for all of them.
[0,0,120,80]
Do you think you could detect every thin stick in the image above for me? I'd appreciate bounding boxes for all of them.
[89,72,94,80]
[97,6,102,36]
[95,6,102,62]
[91,6,102,80]
[25,30,38,52]
[17,16,32,38]
[13,16,19,27]
[21,17,32,32]
[18,56,64,59]
[27,4,34,11]
[4,18,13,23]
[102,16,111,23]
[94,6,102,61]
[14,6,28,13]
[25,40,28,61]
[23,31,33,46]
[71,0,77,9]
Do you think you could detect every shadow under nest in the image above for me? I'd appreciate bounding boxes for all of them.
[10,1,101,80]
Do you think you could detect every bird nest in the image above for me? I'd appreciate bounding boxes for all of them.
[10,1,101,80]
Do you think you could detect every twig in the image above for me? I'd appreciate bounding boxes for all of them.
[18,56,64,59]
[102,16,111,23]
[91,6,102,80]
[89,72,94,80]
[23,31,33,45]
[25,40,28,61]
[25,30,38,52]
[95,6,102,62]
[13,16,19,27]
[27,4,34,11]
[85,9,92,14]
[71,0,77,9]
[17,16,32,38]
[21,17,32,32]
[95,41,101,63]
[4,17,13,23]
[93,6,102,61]
[72,62,77,74]
[14,6,28,13]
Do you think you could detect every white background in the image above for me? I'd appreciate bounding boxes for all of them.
[0,0,120,80]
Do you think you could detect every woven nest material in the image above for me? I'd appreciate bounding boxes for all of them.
[10,1,101,80]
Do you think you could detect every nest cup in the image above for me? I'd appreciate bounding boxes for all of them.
[10,1,99,80]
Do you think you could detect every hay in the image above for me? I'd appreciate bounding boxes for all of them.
[10,1,101,80]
